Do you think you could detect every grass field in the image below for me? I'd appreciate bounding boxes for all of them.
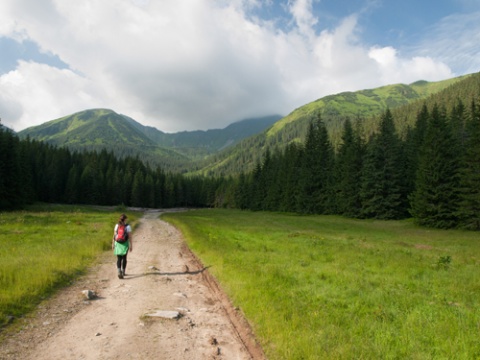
[0,204,137,328]
[162,209,480,360]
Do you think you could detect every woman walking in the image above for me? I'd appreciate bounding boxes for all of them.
[112,214,133,279]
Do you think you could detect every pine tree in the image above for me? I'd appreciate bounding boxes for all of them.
[409,104,461,228]
[297,115,335,214]
[0,129,23,209]
[144,173,155,208]
[457,100,480,229]
[279,143,302,212]
[450,98,468,147]
[360,109,407,219]
[18,139,35,205]
[0,128,9,209]
[250,161,264,211]
[334,118,364,217]
[131,169,145,207]
[234,172,250,209]
[164,176,175,208]
[64,165,80,204]
[404,104,429,197]
[153,167,166,208]
[263,149,283,211]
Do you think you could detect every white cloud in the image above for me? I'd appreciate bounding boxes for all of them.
[288,0,318,38]
[368,46,452,84]
[415,11,480,75]
[0,0,456,133]
[0,61,104,130]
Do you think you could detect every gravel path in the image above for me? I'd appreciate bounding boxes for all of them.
[0,210,265,360]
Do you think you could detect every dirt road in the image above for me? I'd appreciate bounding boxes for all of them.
[0,210,265,360]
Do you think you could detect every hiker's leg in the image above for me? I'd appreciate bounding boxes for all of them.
[122,255,127,273]
[116,256,123,278]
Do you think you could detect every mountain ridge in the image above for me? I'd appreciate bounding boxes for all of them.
[18,110,282,171]
[194,74,474,177]
[17,72,478,175]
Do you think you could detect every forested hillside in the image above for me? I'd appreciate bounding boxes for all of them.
[18,110,280,173]
[220,95,480,229]
[128,114,282,156]
[3,71,480,230]
[0,127,217,210]
[18,76,468,177]
[195,74,472,177]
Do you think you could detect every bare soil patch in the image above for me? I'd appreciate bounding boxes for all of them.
[0,210,265,360]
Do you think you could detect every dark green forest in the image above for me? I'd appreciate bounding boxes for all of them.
[2,75,480,229]
[0,128,220,210]
[225,99,480,229]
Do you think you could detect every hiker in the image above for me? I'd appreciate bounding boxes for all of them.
[112,213,133,279]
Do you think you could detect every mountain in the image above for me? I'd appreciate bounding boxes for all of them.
[17,72,479,176]
[195,73,476,176]
[18,109,281,171]
[125,114,282,158]
[19,109,155,147]
[266,75,467,141]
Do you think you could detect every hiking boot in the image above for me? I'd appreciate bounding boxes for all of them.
[117,269,123,279]
[122,269,126,277]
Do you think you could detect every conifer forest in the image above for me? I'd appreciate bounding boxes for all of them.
[1,95,480,230]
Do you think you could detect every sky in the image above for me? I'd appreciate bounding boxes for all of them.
[0,0,479,133]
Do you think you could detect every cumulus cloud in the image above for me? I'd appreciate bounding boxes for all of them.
[368,46,452,84]
[0,0,456,132]
[0,61,104,130]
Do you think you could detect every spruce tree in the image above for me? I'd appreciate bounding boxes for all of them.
[153,167,166,208]
[334,118,364,217]
[131,169,145,207]
[0,129,24,209]
[250,161,264,211]
[263,150,283,211]
[404,104,429,197]
[18,139,35,205]
[234,172,249,209]
[450,98,468,147]
[144,173,155,208]
[279,143,302,212]
[297,115,334,214]
[64,165,80,204]
[409,104,461,228]
[360,109,407,219]
[457,100,480,229]
[0,127,9,209]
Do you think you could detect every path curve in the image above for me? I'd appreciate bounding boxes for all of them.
[0,210,265,360]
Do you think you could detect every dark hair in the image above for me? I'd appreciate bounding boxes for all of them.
[119,214,127,223]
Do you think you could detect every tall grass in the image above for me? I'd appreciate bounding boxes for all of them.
[163,209,480,359]
[0,205,136,327]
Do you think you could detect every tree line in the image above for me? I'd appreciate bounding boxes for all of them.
[223,99,480,230]
[1,97,480,230]
[0,126,220,210]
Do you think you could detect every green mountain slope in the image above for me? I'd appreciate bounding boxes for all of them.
[18,109,281,171]
[18,109,191,169]
[17,72,479,176]
[268,76,466,138]
[127,115,281,158]
[195,73,475,177]
[20,109,156,146]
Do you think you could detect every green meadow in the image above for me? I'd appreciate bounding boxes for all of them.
[162,209,480,360]
[0,205,137,328]
[2,206,480,359]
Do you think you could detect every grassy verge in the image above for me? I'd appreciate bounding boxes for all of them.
[162,209,480,360]
[0,204,138,328]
